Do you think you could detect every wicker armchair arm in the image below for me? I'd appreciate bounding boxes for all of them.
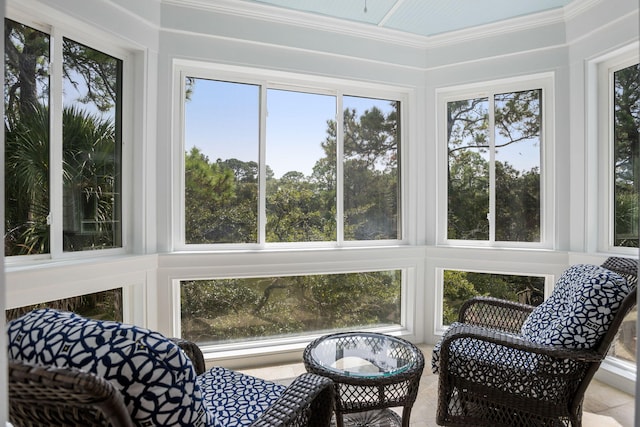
[250,373,334,427]
[170,338,207,375]
[441,323,602,364]
[458,296,535,333]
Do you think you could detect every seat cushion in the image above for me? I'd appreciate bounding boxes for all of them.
[520,264,630,349]
[431,323,532,374]
[431,325,584,401]
[198,366,286,427]
[7,308,205,427]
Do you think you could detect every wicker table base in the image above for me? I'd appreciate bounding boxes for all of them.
[304,332,425,427]
[333,409,402,427]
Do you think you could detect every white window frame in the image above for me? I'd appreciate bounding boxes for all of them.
[596,46,639,254]
[4,8,134,264]
[158,246,425,361]
[172,60,410,251]
[436,73,555,249]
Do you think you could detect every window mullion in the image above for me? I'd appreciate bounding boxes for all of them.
[488,94,496,243]
[336,94,344,244]
[258,84,268,245]
[49,29,64,257]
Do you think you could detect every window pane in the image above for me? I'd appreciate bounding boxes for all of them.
[180,271,401,345]
[343,96,400,240]
[613,63,639,248]
[608,307,636,366]
[63,39,122,251]
[5,288,123,322]
[447,98,490,240]
[266,89,336,242]
[494,90,541,242]
[184,79,259,243]
[442,270,544,326]
[4,19,51,256]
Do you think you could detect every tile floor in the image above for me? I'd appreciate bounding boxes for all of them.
[240,344,636,427]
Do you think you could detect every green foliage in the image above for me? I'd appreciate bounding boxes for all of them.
[4,105,50,255]
[5,105,118,254]
[613,64,639,247]
[6,288,123,323]
[62,106,119,251]
[5,18,122,255]
[184,149,257,243]
[442,270,545,325]
[447,150,489,240]
[180,271,401,344]
[442,270,479,325]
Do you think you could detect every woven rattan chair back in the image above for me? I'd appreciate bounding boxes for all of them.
[9,359,134,427]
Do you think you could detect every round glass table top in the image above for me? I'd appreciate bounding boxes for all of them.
[308,332,419,379]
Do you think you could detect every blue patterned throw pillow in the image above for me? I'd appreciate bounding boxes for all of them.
[520,264,630,349]
[7,308,206,427]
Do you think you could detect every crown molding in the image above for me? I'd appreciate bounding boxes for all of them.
[426,7,567,48]
[161,0,431,49]
[162,0,607,50]
[564,0,603,21]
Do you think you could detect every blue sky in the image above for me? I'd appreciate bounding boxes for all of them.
[184,78,395,178]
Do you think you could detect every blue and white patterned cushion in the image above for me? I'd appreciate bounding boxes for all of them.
[198,366,286,427]
[521,264,630,349]
[431,326,583,400]
[431,323,536,374]
[7,308,205,427]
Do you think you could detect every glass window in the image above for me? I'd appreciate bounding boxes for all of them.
[184,78,259,244]
[4,18,123,257]
[5,288,123,322]
[446,89,542,243]
[4,19,51,256]
[180,270,401,345]
[266,89,336,242]
[181,73,403,246]
[343,96,400,240]
[442,270,545,326]
[612,63,639,249]
[608,308,636,366]
[62,39,122,251]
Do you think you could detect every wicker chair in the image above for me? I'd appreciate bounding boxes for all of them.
[7,309,334,427]
[432,256,638,427]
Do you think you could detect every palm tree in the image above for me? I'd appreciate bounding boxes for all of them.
[5,104,118,255]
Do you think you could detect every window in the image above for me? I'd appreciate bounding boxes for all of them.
[179,69,402,247]
[180,270,401,345]
[611,62,639,249]
[596,51,639,367]
[5,18,123,258]
[6,288,123,322]
[442,270,545,326]
[439,76,552,246]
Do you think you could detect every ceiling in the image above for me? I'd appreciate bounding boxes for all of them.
[238,0,574,38]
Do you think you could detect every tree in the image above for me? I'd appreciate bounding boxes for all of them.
[5,18,122,255]
[4,19,49,121]
[4,104,49,255]
[184,148,250,243]
[613,64,640,247]
[442,270,544,326]
[447,91,541,241]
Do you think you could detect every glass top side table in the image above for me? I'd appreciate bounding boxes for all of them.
[303,332,425,427]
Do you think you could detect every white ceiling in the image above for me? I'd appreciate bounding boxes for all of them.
[238,0,574,37]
